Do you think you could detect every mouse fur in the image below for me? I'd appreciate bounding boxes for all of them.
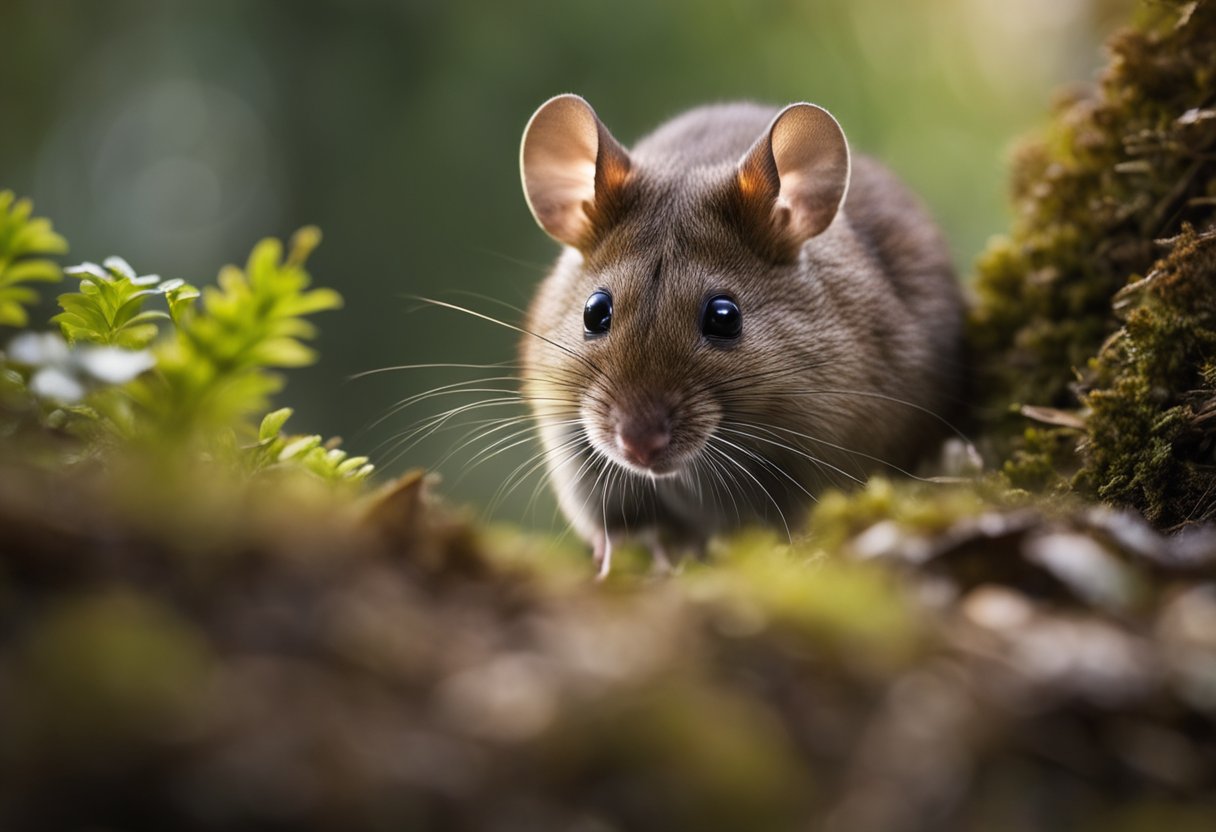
[518,95,966,576]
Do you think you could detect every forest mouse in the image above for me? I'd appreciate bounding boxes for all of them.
[518,94,966,578]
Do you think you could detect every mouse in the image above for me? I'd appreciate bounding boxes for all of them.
[517,94,966,578]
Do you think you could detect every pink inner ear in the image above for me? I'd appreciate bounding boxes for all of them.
[521,95,604,246]
[776,168,837,240]
[768,104,851,242]
[531,159,596,233]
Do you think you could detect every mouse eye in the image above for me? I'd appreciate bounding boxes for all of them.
[702,294,742,340]
[583,289,613,336]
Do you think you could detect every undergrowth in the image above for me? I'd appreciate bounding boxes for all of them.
[970,0,1216,528]
[0,195,370,488]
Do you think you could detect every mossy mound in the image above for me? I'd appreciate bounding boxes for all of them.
[3,470,1216,831]
[970,0,1216,527]
[1082,226,1216,528]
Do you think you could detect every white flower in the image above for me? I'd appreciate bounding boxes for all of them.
[5,331,155,403]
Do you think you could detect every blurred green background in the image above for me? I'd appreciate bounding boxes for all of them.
[2,0,1125,525]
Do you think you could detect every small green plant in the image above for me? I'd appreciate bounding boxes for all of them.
[250,407,374,483]
[0,190,67,327]
[1,198,369,487]
[53,257,197,349]
[124,226,344,441]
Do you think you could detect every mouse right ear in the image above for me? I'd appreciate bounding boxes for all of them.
[520,94,632,249]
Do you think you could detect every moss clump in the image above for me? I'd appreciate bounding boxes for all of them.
[1079,226,1216,528]
[970,0,1216,527]
[1003,425,1080,493]
[803,477,994,554]
[692,527,927,670]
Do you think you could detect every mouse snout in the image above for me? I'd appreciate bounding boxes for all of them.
[614,406,672,469]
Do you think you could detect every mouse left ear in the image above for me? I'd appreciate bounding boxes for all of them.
[735,103,851,259]
[520,94,632,250]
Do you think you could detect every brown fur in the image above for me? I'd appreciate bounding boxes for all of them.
[520,101,966,556]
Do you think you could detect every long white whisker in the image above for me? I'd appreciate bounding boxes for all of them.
[378,397,533,464]
[705,438,793,542]
[350,361,517,380]
[476,421,587,520]
[712,432,819,501]
[701,443,747,530]
[410,296,606,378]
[370,380,531,430]
[732,419,939,483]
[772,387,972,445]
[718,423,865,489]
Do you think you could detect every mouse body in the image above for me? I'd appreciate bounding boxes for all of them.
[518,95,965,576]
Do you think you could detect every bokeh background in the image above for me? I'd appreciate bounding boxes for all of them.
[2,0,1128,524]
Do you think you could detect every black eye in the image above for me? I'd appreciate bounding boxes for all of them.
[583,289,613,336]
[702,294,742,340]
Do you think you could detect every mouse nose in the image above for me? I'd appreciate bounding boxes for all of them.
[616,413,672,468]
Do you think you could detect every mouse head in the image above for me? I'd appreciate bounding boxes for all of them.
[519,94,851,479]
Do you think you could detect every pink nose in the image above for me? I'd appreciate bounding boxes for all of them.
[616,417,671,467]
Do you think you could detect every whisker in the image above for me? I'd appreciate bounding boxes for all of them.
[711,440,793,542]
[378,397,532,464]
[446,288,529,316]
[774,387,972,446]
[459,418,581,474]
[440,417,548,474]
[718,423,865,489]
[370,380,530,431]
[711,432,819,502]
[349,360,518,381]
[713,358,833,395]
[409,296,606,379]
[495,433,587,520]
[705,441,787,537]
[733,419,940,483]
[449,433,549,493]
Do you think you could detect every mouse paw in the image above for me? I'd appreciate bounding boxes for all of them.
[592,532,613,582]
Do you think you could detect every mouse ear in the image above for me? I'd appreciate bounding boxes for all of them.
[736,103,851,259]
[520,94,632,249]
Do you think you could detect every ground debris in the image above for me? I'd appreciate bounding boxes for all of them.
[3,469,1216,831]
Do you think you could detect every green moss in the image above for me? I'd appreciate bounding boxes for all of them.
[11,591,211,750]
[970,0,1216,527]
[803,477,993,554]
[1002,426,1079,493]
[1079,226,1216,528]
[690,527,925,668]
